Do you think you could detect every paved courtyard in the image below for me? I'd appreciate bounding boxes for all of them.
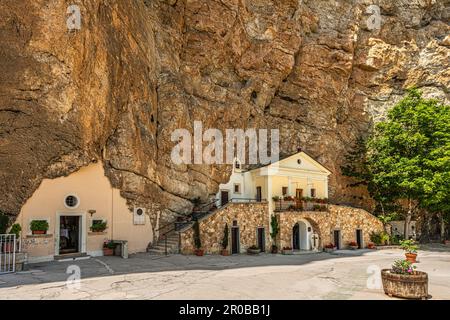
[1,247,449,300]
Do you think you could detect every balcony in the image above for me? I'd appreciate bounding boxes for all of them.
[272,197,329,212]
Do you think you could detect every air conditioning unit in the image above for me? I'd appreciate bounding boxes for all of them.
[133,207,146,225]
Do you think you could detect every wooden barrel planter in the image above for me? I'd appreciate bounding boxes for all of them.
[381,269,428,299]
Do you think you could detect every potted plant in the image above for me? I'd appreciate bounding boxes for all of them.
[400,239,418,263]
[270,215,279,254]
[221,223,229,256]
[282,246,293,255]
[348,241,358,250]
[272,196,280,202]
[103,240,116,256]
[193,221,204,256]
[324,243,336,253]
[30,220,49,235]
[91,221,107,232]
[247,245,260,255]
[3,223,22,253]
[367,242,376,249]
[381,259,428,299]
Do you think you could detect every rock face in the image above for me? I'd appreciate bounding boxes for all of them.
[1,1,449,226]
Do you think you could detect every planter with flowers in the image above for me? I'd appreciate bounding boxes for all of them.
[324,243,336,253]
[282,247,293,255]
[400,239,418,263]
[30,220,49,235]
[348,241,358,250]
[103,240,116,256]
[247,245,261,255]
[367,242,376,249]
[2,224,21,253]
[381,259,428,299]
[91,221,107,233]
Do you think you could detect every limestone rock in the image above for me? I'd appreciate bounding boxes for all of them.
[0,0,449,226]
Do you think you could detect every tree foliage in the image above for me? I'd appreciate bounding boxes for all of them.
[343,88,450,239]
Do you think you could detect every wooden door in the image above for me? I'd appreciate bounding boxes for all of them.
[256,186,262,202]
[231,227,240,254]
[356,229,363,249]
[333,230,341,249]
[221,190,229,206]
[257,228,265,252]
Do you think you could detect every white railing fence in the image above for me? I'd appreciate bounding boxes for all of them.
[0,234,17,274]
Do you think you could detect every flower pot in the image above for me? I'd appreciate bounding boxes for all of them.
[103,248,114,256]
[381,269,428,299]
[349,245,358,250]
[271,246,278,254]
[247,248,260,255]
[220,249,229,256]
[324,247,336,253]
[32,230,46,235]
[2,242,14,253]
[195,249,204,256]
[405,253,417,263]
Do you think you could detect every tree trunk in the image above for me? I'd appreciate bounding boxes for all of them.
[404,199,412,239]
[440,213,446,242]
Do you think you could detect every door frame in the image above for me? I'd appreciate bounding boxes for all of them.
[55,212,86,256]
[333,229,341,250]
[231,226,240,254]
[256,186,262,202]
[220,190,230,206]
[257,227,265,252]
[356,229,363,249]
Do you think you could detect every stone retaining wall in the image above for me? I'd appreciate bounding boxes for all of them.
[180,203,383,254]
[277,205,384,249]
[180,202,270,254]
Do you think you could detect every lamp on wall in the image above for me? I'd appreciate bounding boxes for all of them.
[88,210,96,217]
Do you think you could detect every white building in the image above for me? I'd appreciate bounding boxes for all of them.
[216,150,331,212]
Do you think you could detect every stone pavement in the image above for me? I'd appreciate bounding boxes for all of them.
[0,248,449,300]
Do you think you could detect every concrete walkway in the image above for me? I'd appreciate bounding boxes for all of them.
[0,249,449,300]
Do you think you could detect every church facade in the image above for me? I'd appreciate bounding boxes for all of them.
[180,151,384,254]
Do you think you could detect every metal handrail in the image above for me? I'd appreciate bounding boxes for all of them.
[155,197,268,254]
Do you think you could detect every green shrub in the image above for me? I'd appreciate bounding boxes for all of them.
[222,223,229,250]
[30,220,49,232]
[400,239,418,253]
[193,221,202,249]
[270,215,279,241]
[91,221,107,232]
[370,231,390,245]
[10,224,21,237]
[391,259,416,275]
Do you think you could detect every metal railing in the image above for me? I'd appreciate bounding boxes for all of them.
[0,234,17,274]
[273,199,329,212]
[154,197,266,255]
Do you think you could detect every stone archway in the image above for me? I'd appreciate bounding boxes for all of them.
[301,217,322,249]
[292,219,313,250]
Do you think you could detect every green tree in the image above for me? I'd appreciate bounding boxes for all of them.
[341,136,398,215]
[367,88,450,239]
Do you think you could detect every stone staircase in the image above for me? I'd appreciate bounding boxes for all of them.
[147,232,180,255]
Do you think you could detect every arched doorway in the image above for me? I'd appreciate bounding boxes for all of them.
[292,219,313,250]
